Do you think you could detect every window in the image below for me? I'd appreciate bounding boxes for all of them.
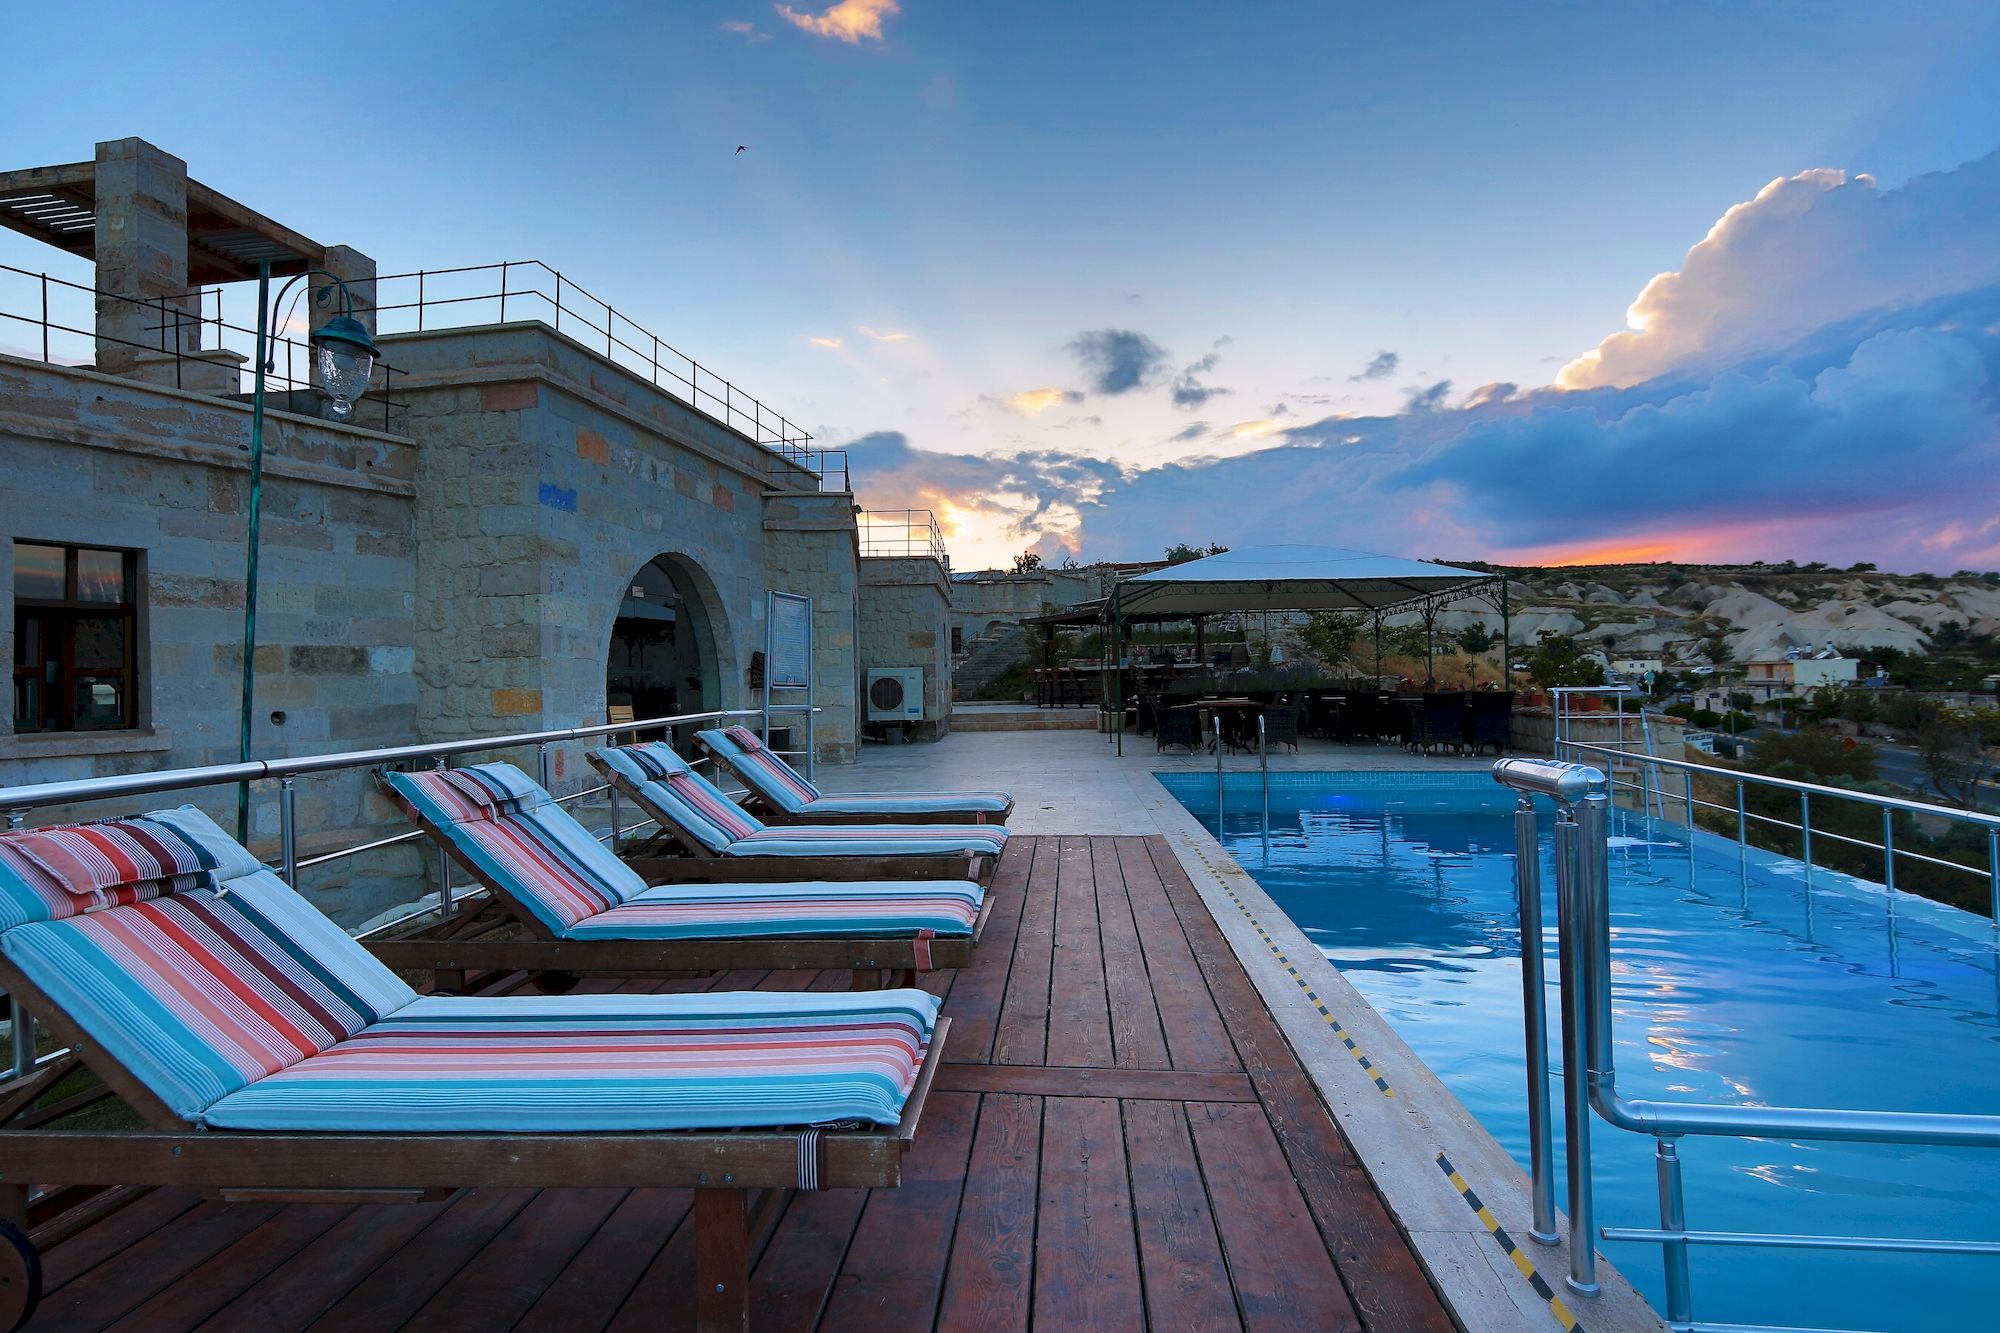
[12,542,139,733]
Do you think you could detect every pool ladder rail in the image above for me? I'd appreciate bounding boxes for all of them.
[1493,756,2000,1333]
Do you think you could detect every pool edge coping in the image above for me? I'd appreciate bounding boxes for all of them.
[1131,766,1670,1333]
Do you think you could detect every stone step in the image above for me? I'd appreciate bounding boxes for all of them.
[950,706,1097,732]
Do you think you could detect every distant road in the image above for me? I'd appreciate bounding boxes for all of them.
[1872,742,1999,812]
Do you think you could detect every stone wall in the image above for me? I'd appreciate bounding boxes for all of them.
[0,354,423,922]
[859,556,954,740]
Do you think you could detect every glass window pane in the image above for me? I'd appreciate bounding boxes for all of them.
[13,615,40,669]
[75,548,127,603]
[72,675,127,729]
[13,544,64,600]
[13,678,49,732]
[73,616,127,669]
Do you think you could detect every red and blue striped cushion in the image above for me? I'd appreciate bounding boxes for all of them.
[0,807,261,930]
[709,725,822,811]
[198,990,940,1131]
[731,824,1007,858]
[380,765,644,932]
[563,879,981,941]
[587,745,760,854]
[696,728,1010,819]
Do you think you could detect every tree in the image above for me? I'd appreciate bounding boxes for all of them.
[1453,622,1498,657]
[1916,706,2000,809]
[1164,541,1229,565]
[1524,632,1606,689]
[1298,611,1365,671]
[1011,549,1044,574]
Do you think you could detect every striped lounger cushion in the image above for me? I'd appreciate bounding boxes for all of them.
[382,763,982,941]
[0,808,941,1132]
[698,726,1010,818]
[592,744,1008,858]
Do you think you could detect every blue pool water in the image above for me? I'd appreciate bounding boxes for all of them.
[1159,770,2000,1333]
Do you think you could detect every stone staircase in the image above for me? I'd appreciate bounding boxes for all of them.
[952,630,1029,700]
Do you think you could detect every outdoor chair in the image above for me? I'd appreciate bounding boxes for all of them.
[589,743,1006,885]
[1414,692,1468,755]
[1465,689,1515,756]
[1262,704,1301,752]
[376,763,989,991]
[1155,704,1201,754]
[696,725,1013,825]
[0,806,948,1332]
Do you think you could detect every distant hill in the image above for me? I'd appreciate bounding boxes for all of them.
[1439,562,2000,665]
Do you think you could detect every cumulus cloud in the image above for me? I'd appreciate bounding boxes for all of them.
[777,0,899,43]
[987,387,1085,418]
[1170,351,1230,410]
[1350,350,1400,381]
[844,430,1125,558]
[1559,149,2000,389]
[1461,382,1517,409]
[1403,379,1453,412]
[1066,328,1170,395]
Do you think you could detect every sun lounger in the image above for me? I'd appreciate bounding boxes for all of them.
[695,725,1013,824]
[375,763,988,989]
[0,806,947,1331]
[587,743,1008,885]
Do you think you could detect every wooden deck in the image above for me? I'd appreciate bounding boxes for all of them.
[24,836,1451,1332]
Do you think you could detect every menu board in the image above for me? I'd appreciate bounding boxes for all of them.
[767,592,811,689]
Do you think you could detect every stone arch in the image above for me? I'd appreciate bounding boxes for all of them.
[603,551,735,720]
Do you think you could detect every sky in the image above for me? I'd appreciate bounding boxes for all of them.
[4,1,2000,571]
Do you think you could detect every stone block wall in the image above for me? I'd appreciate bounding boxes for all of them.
[859,556,954,740]
[0,354,424,923]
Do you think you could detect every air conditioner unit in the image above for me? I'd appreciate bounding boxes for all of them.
[865,668,925,722]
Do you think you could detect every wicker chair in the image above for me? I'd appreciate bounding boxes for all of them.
[1155,706,1201,754]
[1261,704,1301,752]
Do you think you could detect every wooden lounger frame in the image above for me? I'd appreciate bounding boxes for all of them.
[372,794,992,992]
[0,947,947,1333]
[695,737,1015,827]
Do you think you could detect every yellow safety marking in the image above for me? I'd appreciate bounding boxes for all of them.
[1438,1153,1585,1333]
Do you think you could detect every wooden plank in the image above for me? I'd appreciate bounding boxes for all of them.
[38,1185,199,1295]
[991,840,1057,1066]
[512,1189,692,1333]
[1043,835,1113,1068]
[935,1063,1255,1103]
[817,1088,979,1332]
[1121,1099,1239,1332]
[1092,837,1173,1070]
[934,1093,1040,1333]
[695,1189,751,1333]
[1032,1095,1145,1329]
[197,1196,459,1331]
[1188,1101,1359,1332]
[600,1189,702,1333]
[1146,839,1453,1333]
[742,1188,870,1333]
[403,1186,630,1331]
[104,1205,352,1332]
[929,836,1033,1060]
[1114,837,1241,1073]
[305,1188,538,1331]
[31,1200,279,1331]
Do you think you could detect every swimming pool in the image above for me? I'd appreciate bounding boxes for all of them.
[1158,769,2000,1333]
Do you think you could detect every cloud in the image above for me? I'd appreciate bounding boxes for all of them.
[1461,382,1517,409]
[721,18,770,40]
[987,387,1085,418]
[809,336,844,349]
[845,430,1126,560]
[1350,350,1400,381]
[1170,422,1210,442]
[776,0,899,43]
[1403,379,1453,412]
[1170,351,1230,410]
[856,325,911,342]
[1066,328,1169,395]
[1559,149,2000,389]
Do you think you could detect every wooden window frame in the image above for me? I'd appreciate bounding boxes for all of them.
[11,542,140,734]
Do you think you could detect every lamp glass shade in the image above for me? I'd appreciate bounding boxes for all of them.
[312,315,378,421]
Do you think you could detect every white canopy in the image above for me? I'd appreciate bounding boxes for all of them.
[1111,544,1494,618]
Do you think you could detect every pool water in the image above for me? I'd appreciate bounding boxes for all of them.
[1159,770,2000,1333]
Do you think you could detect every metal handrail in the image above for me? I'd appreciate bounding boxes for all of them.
[1494,757,2000,1332]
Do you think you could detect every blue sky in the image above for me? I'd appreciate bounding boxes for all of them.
[5,1,2000,569]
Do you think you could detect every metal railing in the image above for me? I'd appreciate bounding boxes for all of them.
[0,262,407,432]
[0,704,818,1079]
[1494,756,2000,1333]
[362,261,848,490]
[858,509,950,566]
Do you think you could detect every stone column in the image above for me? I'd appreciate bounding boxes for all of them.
[92,137,197,375]
[311,244,378,338]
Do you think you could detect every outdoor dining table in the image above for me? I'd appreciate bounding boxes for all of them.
[1200,696,1265,752]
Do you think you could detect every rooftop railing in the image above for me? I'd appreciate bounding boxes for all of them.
[858,509,950,567]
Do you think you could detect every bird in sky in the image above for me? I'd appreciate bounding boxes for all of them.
[735,145,747,154]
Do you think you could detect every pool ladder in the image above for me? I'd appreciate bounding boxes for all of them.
[1493,756,2000,1333]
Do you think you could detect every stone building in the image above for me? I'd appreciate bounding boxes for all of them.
[0,136,945,922]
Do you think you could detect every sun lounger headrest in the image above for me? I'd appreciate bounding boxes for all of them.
[620,741,694,781]
[0,806,262,929]
[380,763,549,824]
[695,727,821,811]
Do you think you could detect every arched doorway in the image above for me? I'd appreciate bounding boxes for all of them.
[606,555,720,721]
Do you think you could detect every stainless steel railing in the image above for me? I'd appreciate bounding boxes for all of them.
[0,704,818,1079]
[1494,756,2000,1332]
